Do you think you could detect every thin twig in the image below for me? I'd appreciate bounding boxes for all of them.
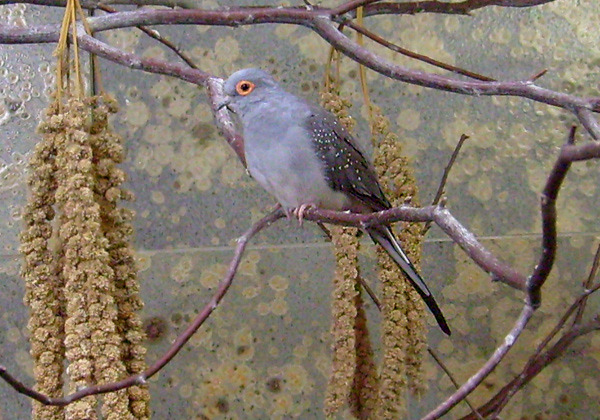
[346,21,495,81]
[427,348,485,420]
[573,242,600,327]
[431,134,469,206]
[460,315,600,420]
[422,134,469,234]
[575,107,600,141]
[358,277,381,309]
[490,292,600,419]
[459,274,600,420]
[317,222,334,241]
[528,68,547,82]
[98,4,199,69]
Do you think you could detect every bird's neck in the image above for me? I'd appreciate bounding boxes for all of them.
[241,91,308,132]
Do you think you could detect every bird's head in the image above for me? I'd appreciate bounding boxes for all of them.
[219,68,280,117]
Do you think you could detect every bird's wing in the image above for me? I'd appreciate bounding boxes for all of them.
[305,108,451,335]
[304,108,390,212]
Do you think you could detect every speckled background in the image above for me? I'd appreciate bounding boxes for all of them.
[1,1,599,419]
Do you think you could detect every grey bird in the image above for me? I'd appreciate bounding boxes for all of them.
[221,68,450,335]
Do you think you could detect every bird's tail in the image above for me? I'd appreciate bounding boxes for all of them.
[366,225,451,335]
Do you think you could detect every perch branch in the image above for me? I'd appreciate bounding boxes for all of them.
[303,205,527,290]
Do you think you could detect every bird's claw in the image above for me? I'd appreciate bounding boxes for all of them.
[291,203,315,227]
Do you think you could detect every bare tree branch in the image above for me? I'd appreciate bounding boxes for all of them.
[98,4,199,69]
[427,348,485,420]
[527,127,575,306]
[421,304,535,420]
[459,284,600,420]
[575,108,600,141]
[312,19,600,113]
[431,135,470,206]
[0,0,559,14]
[0,1,598,417]
[344,21,495,81]
[573,243,600,326]
[303,205,528,290]
[1,7,598,143]
[0,208,285,406]
[350,0,558,17]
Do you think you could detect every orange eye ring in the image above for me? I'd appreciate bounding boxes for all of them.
[235,80,255,96]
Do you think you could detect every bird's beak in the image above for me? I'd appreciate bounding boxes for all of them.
[217,99,235,114]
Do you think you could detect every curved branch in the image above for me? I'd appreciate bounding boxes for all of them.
[1,7,598,125]
[312,19,600,113]
[527,127,575,306]
[77,35,247,164]
[356,0,557,17]
[432,206,526,290]
[206,78,246,165]
[459,285,600,420]
[575,108,600,141]
[303,205,527,290]
[421,304,535,420]
[0,0,558,14]
[0,208,285,406]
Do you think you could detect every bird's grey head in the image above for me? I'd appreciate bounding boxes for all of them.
[221,68,281,118]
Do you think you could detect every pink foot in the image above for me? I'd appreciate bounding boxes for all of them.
[292,203,315,227]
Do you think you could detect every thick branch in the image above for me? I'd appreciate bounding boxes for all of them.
[575,108,600,140]
[0,0,558,14]
[1,7,599,131]
[561,137,600,161]
[527,127,576,306]
[206,78,246,165]
[312,20,600,113]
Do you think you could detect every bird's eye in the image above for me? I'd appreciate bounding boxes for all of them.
[235,80,255,96]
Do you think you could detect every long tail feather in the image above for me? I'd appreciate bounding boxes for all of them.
[367,225,451,335]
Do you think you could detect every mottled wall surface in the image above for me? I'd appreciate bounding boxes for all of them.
[1,1,599,419]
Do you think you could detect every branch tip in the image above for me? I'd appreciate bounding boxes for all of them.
[529,68,547,82]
